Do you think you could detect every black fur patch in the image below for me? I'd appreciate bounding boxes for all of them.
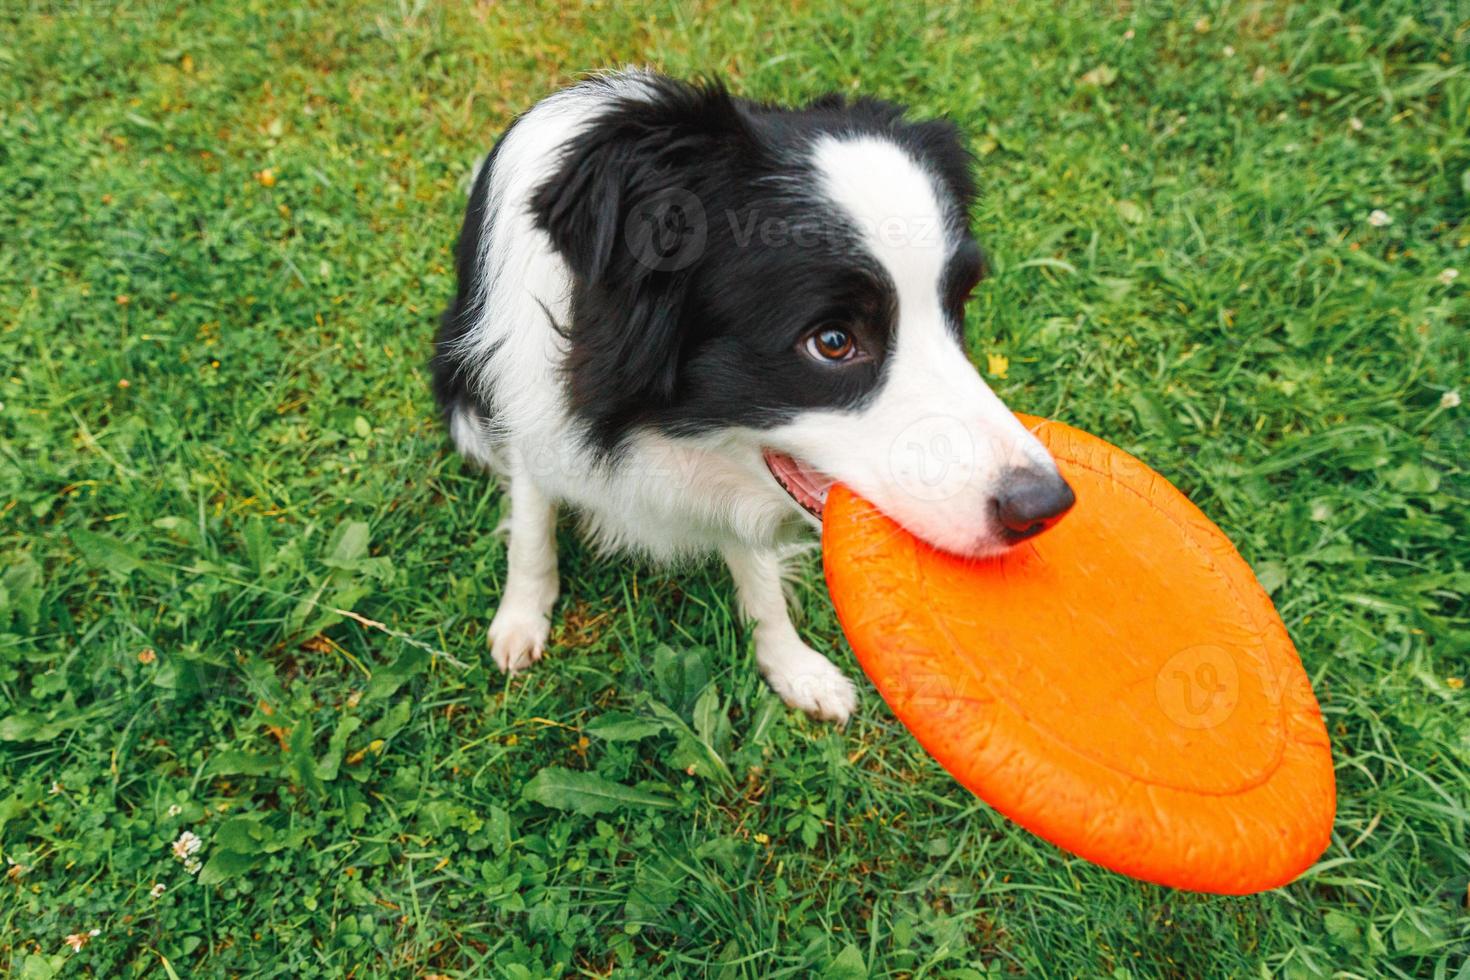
[431,117,517,429]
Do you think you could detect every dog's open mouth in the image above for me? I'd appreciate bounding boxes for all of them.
[763,450,834,520]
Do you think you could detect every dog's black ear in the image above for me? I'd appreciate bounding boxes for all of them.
[902,117,978,215]
[532,76,750,284]
[530,76,756,448]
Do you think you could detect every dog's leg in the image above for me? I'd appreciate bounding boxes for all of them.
[487,461,560,673]
[722,543,857,724]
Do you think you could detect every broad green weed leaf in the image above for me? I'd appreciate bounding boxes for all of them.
[583,711,666,742]
[70,527,143,576]
[521,767,673,816]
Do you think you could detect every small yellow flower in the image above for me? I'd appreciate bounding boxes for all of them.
[753,832,770,845]
[987,353,1010,379]
[255,168,276,187]
[138,648,156,664]
[115,294,130,306]
[1446,677,1463,690]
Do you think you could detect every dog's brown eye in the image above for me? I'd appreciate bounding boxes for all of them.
[805,326,856,362]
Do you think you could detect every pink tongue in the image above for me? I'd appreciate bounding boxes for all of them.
[766,451,832,513]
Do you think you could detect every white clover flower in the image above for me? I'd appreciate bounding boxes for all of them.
[171,830,202,861]
[184,857,202,875]
[1368,209,1392,227]
[167,804,182,817]
[64,934,87,952]
[1442,390,1461,409]
[150,882,166,898]
[1438,267,1458,286]
[1349,117,1364,132]
[1222,45,1236,57]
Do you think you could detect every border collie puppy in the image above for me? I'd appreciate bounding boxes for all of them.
[434,70,1073,724]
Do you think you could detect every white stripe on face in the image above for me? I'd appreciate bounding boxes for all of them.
[763,134,1060,555]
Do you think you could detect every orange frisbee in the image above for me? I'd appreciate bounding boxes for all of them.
[822,414,1335,894]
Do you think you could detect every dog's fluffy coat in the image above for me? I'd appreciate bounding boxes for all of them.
[433,70,1071,723]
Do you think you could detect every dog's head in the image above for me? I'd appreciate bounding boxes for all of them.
[531,73,1072,557]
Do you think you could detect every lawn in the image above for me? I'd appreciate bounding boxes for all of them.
[2,0,1467,976]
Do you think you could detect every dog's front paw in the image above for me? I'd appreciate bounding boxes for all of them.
[487,603,551,674]
[760,639,858,725]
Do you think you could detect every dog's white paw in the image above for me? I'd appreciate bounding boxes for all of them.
[760,638,858,725]
[487,603,551,674]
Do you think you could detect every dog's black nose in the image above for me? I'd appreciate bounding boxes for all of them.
[994,469,1075,542]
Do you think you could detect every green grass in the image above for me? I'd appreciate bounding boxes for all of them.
[2,0,1467,976]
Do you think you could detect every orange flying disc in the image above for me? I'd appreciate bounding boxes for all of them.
[822,414,1335,894]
